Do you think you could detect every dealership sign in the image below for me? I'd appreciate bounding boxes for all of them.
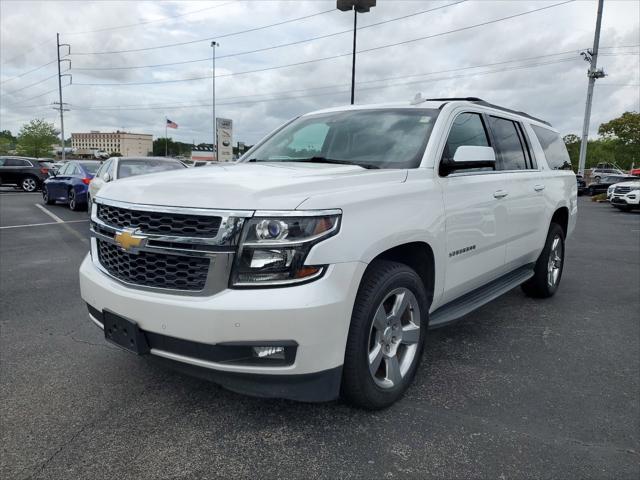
[216,118,233,162]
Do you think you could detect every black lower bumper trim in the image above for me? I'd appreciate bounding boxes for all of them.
[152,356,342,402]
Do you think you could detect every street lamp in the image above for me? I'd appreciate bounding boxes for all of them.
[337,0,376,105]
[211,41,219,160]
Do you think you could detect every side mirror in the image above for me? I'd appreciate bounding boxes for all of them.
[442,146,496,175]
[103,173,112,182]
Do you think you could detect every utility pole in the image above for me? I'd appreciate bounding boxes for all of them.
[577,0,605,176]
[55,33,71,161]
[211,41,219,161]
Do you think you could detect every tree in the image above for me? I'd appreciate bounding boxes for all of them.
[598,111,640,146]
[16,119,58,158]
[0,130,17,155]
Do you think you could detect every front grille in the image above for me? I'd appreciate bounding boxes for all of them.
[614,186,631,194]
[97,240,210,291]
[97,203,221,238]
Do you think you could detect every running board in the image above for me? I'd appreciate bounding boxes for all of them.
[428,265,534,329]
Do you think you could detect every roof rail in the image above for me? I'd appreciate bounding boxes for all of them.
[428,97,552,127]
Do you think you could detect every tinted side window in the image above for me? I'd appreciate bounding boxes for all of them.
[4,158,31,167]
[442,113,489,161]
[490,117,528,170]
[531,125,572,170]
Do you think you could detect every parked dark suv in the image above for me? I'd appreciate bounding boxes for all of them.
[0,156,51,192]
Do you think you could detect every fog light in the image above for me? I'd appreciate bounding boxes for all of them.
[252,346,285,359]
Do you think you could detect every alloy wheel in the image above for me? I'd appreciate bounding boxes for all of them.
[69,190,76,210]
[367,288,421,389]
[22,177,37,192]
[547,234,563,287]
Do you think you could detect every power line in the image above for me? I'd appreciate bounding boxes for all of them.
[71,8,337,55]
[1,39,55,66]
[0,59,57,85]
[5,86,64,106]
[1,73,59,96]
[66,48,587,110]
[61,1,236,35]
[42,56,581,113]
[71,0,578,87]
[71,1,467,71]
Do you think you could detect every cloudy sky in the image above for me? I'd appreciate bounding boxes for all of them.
[0,0,638,147]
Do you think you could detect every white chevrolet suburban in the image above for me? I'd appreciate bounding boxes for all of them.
[79,97,577,409]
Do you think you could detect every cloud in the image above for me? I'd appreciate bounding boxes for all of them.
[1,0,638,146]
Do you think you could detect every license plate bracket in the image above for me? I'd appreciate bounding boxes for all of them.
[103,311,150,355]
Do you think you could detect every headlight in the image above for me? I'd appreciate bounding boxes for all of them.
[230,210,341,287]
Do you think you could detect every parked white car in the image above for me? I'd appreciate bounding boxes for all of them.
[80,98,577,409]
[88,156,186,211]
[609,180,640,211]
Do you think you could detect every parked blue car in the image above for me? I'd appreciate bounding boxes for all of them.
[43,160,101,211]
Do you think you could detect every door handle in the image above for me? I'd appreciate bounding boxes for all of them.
[493,190,509,199]
[534,184,545,192]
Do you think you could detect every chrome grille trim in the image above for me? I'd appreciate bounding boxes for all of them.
[90,198,254,296]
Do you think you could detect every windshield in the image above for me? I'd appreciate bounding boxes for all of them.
[118,159,185,179]
[80,162,100,174]
[244,109,440,169]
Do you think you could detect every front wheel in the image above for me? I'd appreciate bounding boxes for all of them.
[588,186,595,196]
[21,176,38,192]
[68,189,81,211]
[42,186,55,205]
[341,260,428,410]
[521,223,565,298]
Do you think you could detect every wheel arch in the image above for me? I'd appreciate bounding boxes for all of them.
[550,206,569,237]
[367,241,436,309]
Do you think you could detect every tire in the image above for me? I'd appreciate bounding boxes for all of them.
[86,195,92,216]
[521,223,565,299]
[68,188,81,211]
[588,186,595,196]
[20,176,38,192]
[341,260,429,410]
[42,186,55,205]
[594,176,601,183]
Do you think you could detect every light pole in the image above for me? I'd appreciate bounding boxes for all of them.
[211,41,219,161]
[337,0,376,105]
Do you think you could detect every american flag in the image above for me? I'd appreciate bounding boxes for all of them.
[166,118,178,129]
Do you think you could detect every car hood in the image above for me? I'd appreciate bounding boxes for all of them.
[612,180,640,188]
[95,162,408,210]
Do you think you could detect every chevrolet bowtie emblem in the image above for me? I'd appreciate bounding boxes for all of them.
[114,228,146,252]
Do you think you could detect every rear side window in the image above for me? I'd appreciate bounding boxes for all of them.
[531,125,572,170]
[489,117,528,171]
[4,158,31,167]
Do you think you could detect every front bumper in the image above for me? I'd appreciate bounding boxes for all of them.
[611,195,640,207]
[79,254,366,400]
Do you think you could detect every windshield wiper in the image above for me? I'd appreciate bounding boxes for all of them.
[289,157,380,169]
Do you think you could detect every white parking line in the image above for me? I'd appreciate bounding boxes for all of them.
[34,203,64,223]
[0,219,88,230]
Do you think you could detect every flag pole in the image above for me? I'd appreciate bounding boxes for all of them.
[165,117,168,157]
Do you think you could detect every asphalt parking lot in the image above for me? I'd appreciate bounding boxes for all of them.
[1,190,638,479]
